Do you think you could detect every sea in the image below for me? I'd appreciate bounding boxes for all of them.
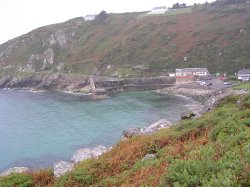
[0,89,196,172]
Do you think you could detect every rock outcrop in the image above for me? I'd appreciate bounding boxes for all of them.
[181,89,236,119]
[181,111,195,119]
[142,119,172,135]
[0,75,12,88]
[53,161,74,178]
[71,145,107,163]
[122,128,143,140]
[122,119,172,140]
[142,154,156,161]
[0,167,29,177]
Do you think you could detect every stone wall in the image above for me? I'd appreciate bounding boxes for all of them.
[176,76,196,84]
[124,76,175,91]
[0,74,176,95]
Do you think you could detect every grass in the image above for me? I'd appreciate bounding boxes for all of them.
[233,82,250,90]
[0,169,53,187]
[140,8,192,18]
[165,7,192,16]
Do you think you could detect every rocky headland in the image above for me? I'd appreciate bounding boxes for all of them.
[0,72,176,100]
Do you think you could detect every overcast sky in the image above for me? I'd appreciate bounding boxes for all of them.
[0,0,213,45]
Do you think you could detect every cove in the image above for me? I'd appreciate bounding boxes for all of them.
[0,89,196,172]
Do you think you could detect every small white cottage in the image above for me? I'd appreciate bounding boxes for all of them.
[148,6,168,15]
[238,69,250,81]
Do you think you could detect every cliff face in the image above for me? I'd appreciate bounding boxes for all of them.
[0,3,250,77]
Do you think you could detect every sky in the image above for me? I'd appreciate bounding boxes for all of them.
[0,0,213,45]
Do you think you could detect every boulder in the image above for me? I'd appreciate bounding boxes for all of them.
[181,111,195,119]
[91,145,107,158]
[122,119,172,140]
[236,99,242,108]
[71,145,107,163]
[121,127,142,140]
[0,167,29,177]
[142,154,156,161]
[53,161,74,178]
[71,148,92,163]
[142,119,172,135]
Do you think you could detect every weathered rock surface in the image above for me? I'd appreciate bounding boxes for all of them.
[0,75,12,88]
[37,74,61,89]
[181,111,195,120]
[142,154,156,161]
[5,76,42,88]
[0,167,29,177]
[71,145,107,163]
[142,119,172,135]
[122,127,143,140]
[53,161,74,178]
[122,119,172,140]
[181,89,236,119]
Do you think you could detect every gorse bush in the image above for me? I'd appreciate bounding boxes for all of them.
[0,173,33,187]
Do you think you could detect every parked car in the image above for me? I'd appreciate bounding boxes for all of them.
[224,82,233,85]
[197,81,206,85]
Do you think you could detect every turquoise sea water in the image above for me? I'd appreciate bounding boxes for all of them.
[0,89,195,172]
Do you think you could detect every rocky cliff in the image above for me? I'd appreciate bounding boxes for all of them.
[1,3,250,77]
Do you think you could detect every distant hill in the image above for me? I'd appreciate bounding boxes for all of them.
[0,2,250,77]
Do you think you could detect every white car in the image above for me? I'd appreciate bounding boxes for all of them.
[224,82,233,85]
[197,81,206,85]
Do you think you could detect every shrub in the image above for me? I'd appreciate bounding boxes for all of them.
[0,173,33,187]
[162,160,225,186]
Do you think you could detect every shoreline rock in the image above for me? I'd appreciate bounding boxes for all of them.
[122,119,173,140]
[142,154,156,161]
[53,161,74,178]
[71,145,107,163]
[0,167,30,177]
[156,86,217,102]
[0,73,175,98]
[53,145,107,177]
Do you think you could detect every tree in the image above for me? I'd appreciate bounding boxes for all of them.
[172,2,187,9]
[172,3,180,9]
[180,3,187,8]
[97,10,108,21]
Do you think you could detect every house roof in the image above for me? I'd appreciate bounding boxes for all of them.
[176,68,208,73]
[152,6,167,10]
[238,69,250,74]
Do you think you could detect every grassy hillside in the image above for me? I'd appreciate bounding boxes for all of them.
[0,93,249,186]
[0,3,250,77]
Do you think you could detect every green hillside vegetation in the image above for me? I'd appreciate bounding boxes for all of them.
[233,82,250,90]
[0,93,249,186]
[0,2,250,77]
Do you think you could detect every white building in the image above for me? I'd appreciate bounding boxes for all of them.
[238,69,250,81]
[169,73,176,77]
[176,68,209,77]
[84,14,96,21]
[175,68,209,84]
[148,6,168,15]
